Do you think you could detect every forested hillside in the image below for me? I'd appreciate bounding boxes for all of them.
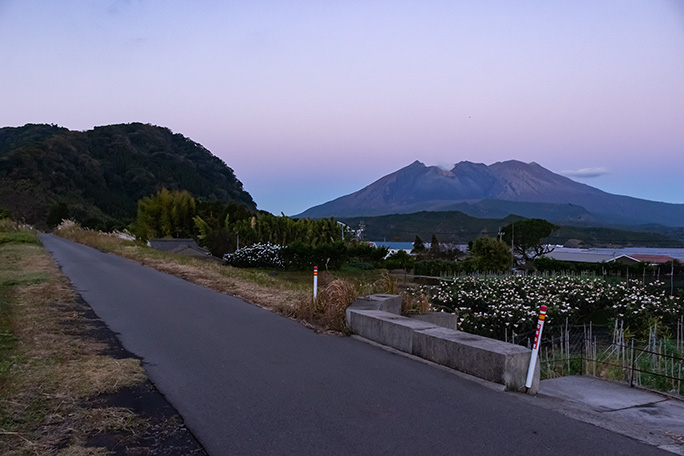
[0,123,256,229]
[339,211,683,247]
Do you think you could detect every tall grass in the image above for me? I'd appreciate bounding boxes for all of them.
[401,290,431,314]
[295,272,398,333]
[540,321,684,397]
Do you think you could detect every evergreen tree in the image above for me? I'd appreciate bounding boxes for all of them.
[429,234,441,256]
[501,218,558,263]
[412,235,425,253]
[469,236,513,272]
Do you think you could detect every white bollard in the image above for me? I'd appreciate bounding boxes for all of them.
[313,266,318,302]
[526,305,547,389]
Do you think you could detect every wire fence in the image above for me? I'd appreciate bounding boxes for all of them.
[537,320,684,396]
[392,271,684,396]
[393,270,684,296]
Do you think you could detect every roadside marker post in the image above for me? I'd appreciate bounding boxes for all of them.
[525,305,547,389]
[313,266,318,302]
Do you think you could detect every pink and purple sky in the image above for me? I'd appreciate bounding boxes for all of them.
[2,0,683,215]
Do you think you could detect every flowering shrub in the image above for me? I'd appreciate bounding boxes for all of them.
[411,276,684,340]
[223,243,288,268]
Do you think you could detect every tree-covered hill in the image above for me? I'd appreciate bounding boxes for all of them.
[0,123,256,229]
[339,211,683,247]
[339,211,524,244]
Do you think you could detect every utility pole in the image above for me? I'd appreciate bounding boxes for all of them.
[511,223,515,251]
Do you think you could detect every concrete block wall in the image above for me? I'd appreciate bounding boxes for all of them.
[409,312,458,330]
[346,294,539,394]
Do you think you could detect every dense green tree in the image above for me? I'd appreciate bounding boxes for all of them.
[412,235,425,253]
[429,234,441,256]
[135,188,197,241]
[501,218,559,263]
[347,242,389,267]
[229,213,350,248]
[0,123,256,228]
[384,250,414,271]
[190,200,255,256]
[46,202,70,228]
[281,241,349,270]
[468,236,513,272]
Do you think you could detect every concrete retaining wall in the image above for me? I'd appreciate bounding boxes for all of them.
[410,312,458,330]
[346,294,539,394]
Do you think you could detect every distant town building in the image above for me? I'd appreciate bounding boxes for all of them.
[612,254,676,266]
[543,250,676,265]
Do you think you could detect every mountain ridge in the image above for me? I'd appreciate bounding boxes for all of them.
[296,160,684,227]
[0,123,256,228]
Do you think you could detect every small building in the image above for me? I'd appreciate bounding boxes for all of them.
[147,238,213,259]
[543,250,617,263]
[612,254,676,266]
[544,250,677,266]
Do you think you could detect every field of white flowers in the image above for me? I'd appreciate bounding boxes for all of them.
[223,242,287,268]
[411,276,684,340]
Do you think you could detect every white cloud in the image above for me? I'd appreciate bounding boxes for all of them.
[561,167,609,178]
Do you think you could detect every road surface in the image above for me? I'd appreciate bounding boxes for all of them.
[41,234,669,455]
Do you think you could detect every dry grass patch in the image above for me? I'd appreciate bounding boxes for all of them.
[79,407,150,437]
[47,357,147,399]
[57,445,113,456]
[0,228,150,455]
[401,290,432,314]
[54,222,402,333]
[55,222,313,318]
[131,253,311,316]
[295,272,399,333]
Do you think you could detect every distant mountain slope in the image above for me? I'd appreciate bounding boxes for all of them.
[339,211,523,244]
[297,160,684,227]
[0,123,256,228]
[338,211,682,247]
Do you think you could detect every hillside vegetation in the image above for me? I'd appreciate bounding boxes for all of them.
[0,123,256,229]
[339,211,682,247]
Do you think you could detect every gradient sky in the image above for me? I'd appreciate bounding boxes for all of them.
[2,0,683,215]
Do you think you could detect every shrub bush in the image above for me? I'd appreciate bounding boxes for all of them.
[223,243,287,268]
[412,276,684,340]
[281,241,348,271]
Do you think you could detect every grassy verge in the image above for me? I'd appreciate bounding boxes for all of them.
[54,221,397,332]
[0,223,153,455]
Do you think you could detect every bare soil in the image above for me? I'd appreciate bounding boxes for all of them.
[0,238,208,455]
[62,296,208,456]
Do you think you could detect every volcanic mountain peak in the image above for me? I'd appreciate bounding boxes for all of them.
[296,160,684,227]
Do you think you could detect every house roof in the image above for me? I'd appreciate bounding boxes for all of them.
[543,251,617,263]
[544,250,676,265]
[626,254,676,264]
[147,238,210,258]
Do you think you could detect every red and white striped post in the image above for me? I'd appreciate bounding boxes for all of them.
[313,266,318,302]
[526,305,547,389]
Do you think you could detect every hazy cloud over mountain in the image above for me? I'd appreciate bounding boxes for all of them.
[561,168,610,178]
[1,1,683,214]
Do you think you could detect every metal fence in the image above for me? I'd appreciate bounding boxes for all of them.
[538,322,684,396]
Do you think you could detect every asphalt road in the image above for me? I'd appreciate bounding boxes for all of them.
[41,234,670,456]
